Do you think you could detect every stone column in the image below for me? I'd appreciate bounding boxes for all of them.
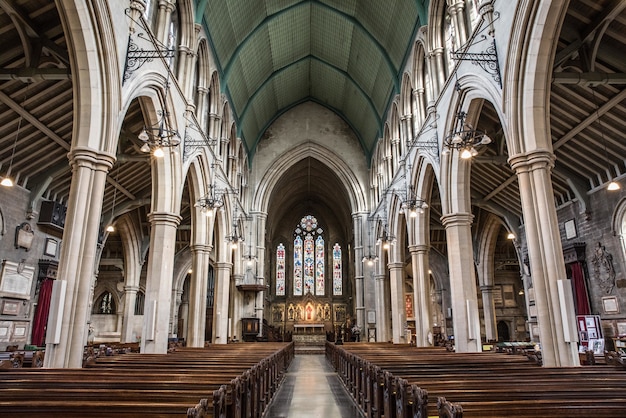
[374,272,389,342]
[353,213,368,331]
[447,0,468,47]
[389,261,406,343]
[510,151,579,367]
[253,212,268,338]
[141,211,181,354]
[171,288,183,339]
[44,148,114,368]
[186,244,211,347]
[177,45,196,100]
[195,86,209,130]
[213,261,232,344]
[441,212,481,352]
[428,48,446,98]
[409,244,433,346]
[480,285,497,342]
[155,0,176,46]
[121,285,139,343]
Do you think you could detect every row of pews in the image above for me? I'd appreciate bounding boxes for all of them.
[0,342,294,417]
[326,342,626,417]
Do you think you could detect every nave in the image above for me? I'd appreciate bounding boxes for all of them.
[264,354,363,418]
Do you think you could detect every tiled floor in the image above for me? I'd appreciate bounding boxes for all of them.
[264,354,364,418]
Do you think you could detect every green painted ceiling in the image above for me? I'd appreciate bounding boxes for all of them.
[201,0,426,160]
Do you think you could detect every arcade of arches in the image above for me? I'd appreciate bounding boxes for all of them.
[0,0,626,369]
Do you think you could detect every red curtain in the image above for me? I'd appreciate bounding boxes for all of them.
[31,279,54,346]
[570,262,591,315]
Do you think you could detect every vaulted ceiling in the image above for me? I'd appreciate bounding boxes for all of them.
[0,1,625,248]
[201,0,426,159]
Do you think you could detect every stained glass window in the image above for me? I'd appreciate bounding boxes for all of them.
[274,214,342,297]
[315,236,325,295]
[333,243,342,295]
[293,237,303,295]
[276,243,285,296]
[304,234,315,293]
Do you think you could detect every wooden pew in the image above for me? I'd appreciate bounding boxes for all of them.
[327,342,626,418]
[0,342,294,417]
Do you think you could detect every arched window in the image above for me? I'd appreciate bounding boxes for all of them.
[276,243,286,296]
[94,291,116,314]
[333,243,343,296]
[134,291,145,315]
[275,215,342,297]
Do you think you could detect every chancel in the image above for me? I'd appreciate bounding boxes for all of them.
[1,1,626,417]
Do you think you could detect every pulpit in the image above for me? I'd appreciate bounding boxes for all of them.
[241,317,259,342]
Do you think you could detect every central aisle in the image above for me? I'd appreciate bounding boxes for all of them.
[264,354,363,418]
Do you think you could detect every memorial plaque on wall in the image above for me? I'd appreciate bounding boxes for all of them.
[0,260,35,299]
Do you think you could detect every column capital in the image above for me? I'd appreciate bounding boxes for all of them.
[440,212,474,228]
[508,149,555,174]
[147,211,182,227]
[388,262,404,270]
[190,243,213,253]
[124,285,140,293]
[68,147,116,171]
[408,244,430,254]
[374,273,386,281]
[215,261,233,270]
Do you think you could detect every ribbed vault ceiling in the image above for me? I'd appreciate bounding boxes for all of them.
[202,0,424,160]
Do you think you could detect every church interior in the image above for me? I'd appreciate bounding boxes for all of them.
[1,0,626,415]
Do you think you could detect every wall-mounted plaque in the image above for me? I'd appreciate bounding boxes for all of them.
[0,260,35,299]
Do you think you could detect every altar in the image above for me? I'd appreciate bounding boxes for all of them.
[293,323,325,335]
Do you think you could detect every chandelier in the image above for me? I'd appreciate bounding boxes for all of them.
[443,111,492,159]
[138,107,181,157]
[194,184,224,217]
[226,221,244,250]
[402,186,428,218]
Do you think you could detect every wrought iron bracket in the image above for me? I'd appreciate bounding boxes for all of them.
[123,32,175,84]
[411,136,440,164]
[451,36,501,88]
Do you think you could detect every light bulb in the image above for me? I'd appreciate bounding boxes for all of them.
[106,224,115,232]
[460,148,473,159]
[138,129,149,142]
[1,177,14,187]
[140,143,151,153]
[608,181,620,191]
[481,134,492,145]
[507,232,515,240]
[153,147,165,158]
[409,209,417,218]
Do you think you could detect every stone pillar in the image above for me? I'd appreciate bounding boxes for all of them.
[428,48,446,98]
[410,244,433,346]
[171,288,183,339]
[353,213,368,331]
[186,244,211,347]
[401,114,413,148]
[480,285,497,342]
[447,0,468,47]
[195,86,209,130]
[441,212,481,352]
[141,211,181,354]
[389,262,406,343]
[177,45,196,100]
[118,216,144,344]
[121,285,139,343]
[253,212,268,337]
[155,0,176,46]
[510,151,579,367]
[374,273,389,342]
[213,261,232,344]
[44,149,114,368]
